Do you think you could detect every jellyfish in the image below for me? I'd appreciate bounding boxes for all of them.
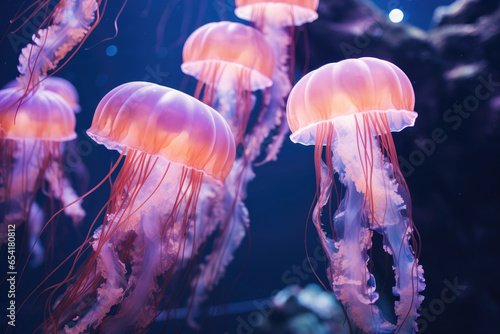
[181,21,275,323]
[286,57,425,333]
[235,0,319,165]
[45,82,235,333]
[182,21,274,144]
[0,80,84,267]
[0,0,99,263]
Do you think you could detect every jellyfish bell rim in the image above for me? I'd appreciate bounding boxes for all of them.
[289,109,418,146]
[87,130,228,186]
[235,1,319,26]
[181,60,273,92]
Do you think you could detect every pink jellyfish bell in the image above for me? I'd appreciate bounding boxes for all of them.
[182,21,274,143]
[48,82,235,333]
[88,82,235,185]
[0,88,76,141]
[287,57,424,333]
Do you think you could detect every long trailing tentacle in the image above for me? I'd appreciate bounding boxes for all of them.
[311,115,424,333]
[58,228,128,334]
[186,158,253,327]
[251,24,292,166]
[44,160,85,226]
[17,0,99,89]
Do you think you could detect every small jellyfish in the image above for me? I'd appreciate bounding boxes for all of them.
[0,84,84,267]
[46,82,235,334]
[286,57,425,333]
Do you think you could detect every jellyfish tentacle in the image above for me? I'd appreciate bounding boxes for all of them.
[252,25,292,166]
[58,159,167,333]
[44,160,85,226]
[60,228,127,334]
[17,0,99,88]
[310,123,396,333]
[329,115,423,333]
[0,140,35,240]
[28,201,45,268]
[98,164,202,333]
[324,178,396,333]
[177,184,221,271]
[354,114,424,333]
[1,141,51,248]
[187,159,253,326]
[99,220,162,334]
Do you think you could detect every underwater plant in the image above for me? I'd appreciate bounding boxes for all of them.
[45,81,235,333]
[286,57,425,333]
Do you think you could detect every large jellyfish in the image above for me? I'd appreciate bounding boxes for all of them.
[46,82,235,333]
[286,57,425,333]
[234,0,319,165]
[181,21,275,322]
[0,0,99,263]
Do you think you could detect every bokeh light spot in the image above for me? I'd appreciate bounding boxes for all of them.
[106,45,118,57]
[389,9,404,23]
